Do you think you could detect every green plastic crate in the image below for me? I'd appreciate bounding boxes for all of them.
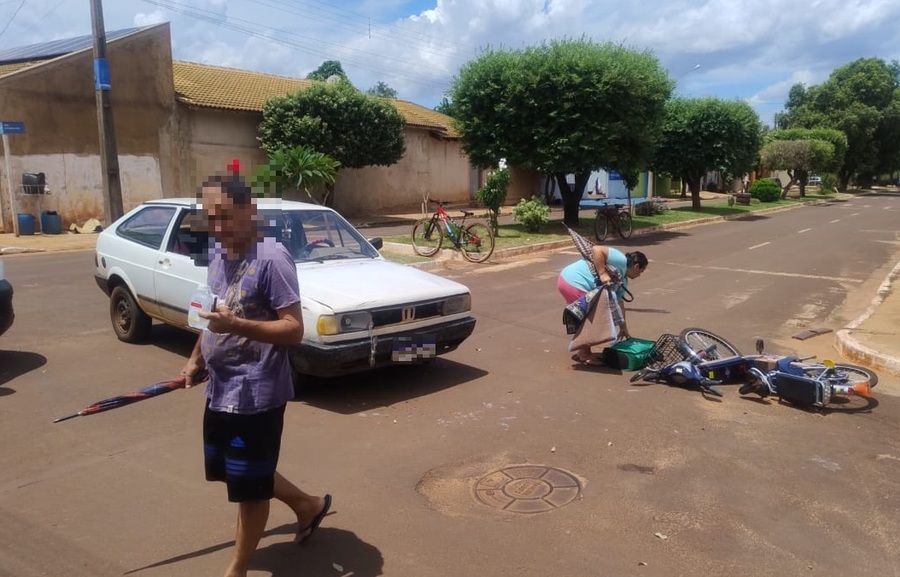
[601,337,657,370]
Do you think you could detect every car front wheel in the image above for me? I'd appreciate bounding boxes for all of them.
[110,285,152,343]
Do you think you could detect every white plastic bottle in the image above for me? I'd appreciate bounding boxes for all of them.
[188,284,217,330]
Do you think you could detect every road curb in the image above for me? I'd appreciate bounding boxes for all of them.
[834,259,900,378]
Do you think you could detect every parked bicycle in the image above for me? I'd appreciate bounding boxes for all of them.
[411,200,495,263]
[594,204,633,242]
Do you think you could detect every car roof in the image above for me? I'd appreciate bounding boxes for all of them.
[143,197,334,212]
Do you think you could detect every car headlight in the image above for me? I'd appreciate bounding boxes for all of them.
[441,294,471,315]
[316,312,373,335]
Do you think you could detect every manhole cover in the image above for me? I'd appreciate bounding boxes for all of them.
[474,465,581,514]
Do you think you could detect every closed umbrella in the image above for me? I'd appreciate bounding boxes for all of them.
[53,371,209,423]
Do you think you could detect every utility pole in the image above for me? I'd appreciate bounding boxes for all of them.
[89,0,123,226]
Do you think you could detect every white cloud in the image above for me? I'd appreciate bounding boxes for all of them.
[3,0,900,122]
[134,10,166,27]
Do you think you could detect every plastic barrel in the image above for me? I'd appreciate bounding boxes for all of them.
[41,211,62,235]
[17,213,35,235]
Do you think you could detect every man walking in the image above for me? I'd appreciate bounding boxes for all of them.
[181,170,331,577]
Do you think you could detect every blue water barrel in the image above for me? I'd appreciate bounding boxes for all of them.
[41,211,62,235]
[17,213,35,235]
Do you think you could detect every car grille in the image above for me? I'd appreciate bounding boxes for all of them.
[371,301,442,327]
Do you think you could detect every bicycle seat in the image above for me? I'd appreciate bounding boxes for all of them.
[430,199,448,206]
[461,210,475,217]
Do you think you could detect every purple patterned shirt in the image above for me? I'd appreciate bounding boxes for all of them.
[201,237,301,414]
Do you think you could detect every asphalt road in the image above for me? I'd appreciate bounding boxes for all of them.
[1,193,899,577]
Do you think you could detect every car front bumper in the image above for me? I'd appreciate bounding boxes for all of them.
[289,316,477,378]
[0,279,14,338]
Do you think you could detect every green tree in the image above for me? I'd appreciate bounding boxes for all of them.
[777,58,900,190]
[259,80,406,205]
[476,167,511,234]
[448,38,673,226]
[306,60,348,82]
[434,97,456,117]
[762,127,846,196]
[366,81,398,99]
[652,97,763,210]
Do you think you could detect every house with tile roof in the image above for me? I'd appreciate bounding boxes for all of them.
[0,23,475,232]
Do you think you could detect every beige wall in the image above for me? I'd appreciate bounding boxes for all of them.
[332,129,471,216]
[174,107,267,197]
[506,166,542,204]
[0,24,175,231]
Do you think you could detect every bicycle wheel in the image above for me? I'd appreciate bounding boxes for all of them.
[594,212,609,242]
[411,218,443,257]
[679,327,742,360]
[803,364,878,389]
[617,211,634,239]
[460,222,495,263]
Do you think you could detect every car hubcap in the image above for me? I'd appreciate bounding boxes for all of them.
[116,299,131,331]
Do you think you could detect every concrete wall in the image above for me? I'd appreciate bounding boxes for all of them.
[332,129,471,216]
[174,107,267,198]
[0,24,175,231]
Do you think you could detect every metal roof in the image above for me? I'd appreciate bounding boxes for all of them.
[0,27,141,64]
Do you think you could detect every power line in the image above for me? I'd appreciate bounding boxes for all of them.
[140,0,453,91]
[0,0,26,41]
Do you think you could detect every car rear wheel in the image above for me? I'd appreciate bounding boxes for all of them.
[110,285,152,343]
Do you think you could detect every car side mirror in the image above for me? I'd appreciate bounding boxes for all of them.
[367,237,383,250]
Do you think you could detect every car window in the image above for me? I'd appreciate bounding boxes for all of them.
[260,209,379,263]
[116,206,177,249]
[167,209,211,266]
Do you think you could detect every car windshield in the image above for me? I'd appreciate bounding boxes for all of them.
[258,209,380,263]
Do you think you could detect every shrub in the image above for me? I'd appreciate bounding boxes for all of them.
[477,168,511,234]
[513,196,551,232]
[820,174,837,193]
[634,199,668,216]
[749,178,781,202]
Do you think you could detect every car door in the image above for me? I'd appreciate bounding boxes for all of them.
[153,207,210,327]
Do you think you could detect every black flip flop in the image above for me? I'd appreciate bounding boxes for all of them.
[296,494,332,545]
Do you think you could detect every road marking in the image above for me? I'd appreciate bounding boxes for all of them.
[748,242,770,250]
[849,212,860,217]
[798,228,811,234]
[655,261,863,283]
[830,219,840,223]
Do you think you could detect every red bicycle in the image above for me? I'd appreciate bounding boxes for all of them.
[411,200,495,263]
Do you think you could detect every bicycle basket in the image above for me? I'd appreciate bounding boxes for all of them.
[645,333,686,369]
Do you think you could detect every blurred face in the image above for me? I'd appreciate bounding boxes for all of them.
[627,263,646,280]
[201,184,255,251]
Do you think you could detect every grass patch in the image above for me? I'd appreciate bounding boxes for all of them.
[380,252,433,265]
[383,196,817,249]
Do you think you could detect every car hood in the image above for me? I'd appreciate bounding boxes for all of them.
[298,259,469,312]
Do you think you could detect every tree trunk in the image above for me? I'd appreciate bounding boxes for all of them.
[684,171,703,211]
[557,170,591,226]
[839,170,851,192]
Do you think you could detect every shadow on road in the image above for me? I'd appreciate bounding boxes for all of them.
[295,359,489,415]
[146,324,199,358]
[0,349,48,389]
[125,523,383,577]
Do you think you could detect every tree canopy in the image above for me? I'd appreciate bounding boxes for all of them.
[652,97,763,210]
[448,38,673,225]
[761,127,846,196]
[258,80,406,205]
[776,57,900,189]
[306,60,348,82]
[366,81,398,99]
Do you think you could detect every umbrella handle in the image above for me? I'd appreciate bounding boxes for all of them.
[177,369,210,387]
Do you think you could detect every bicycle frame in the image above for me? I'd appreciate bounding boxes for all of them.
[428,203,464,244]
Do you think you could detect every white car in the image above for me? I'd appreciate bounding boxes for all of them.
[94,198,476,379]
[807,175,822,186]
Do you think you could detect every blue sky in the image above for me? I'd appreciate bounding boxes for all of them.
[2,0,899,127]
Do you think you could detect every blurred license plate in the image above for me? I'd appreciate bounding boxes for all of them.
[392,337,436,362]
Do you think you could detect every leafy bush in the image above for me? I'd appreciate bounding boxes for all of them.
[820,173,837,193]
[249,146,340,204]
[513,196,551,232]
[634,199,668,216]
[477,168,511,234]
[749,178,781,202]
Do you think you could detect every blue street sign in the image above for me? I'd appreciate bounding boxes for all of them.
[94,58,111,91]
[0,121,25,135]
